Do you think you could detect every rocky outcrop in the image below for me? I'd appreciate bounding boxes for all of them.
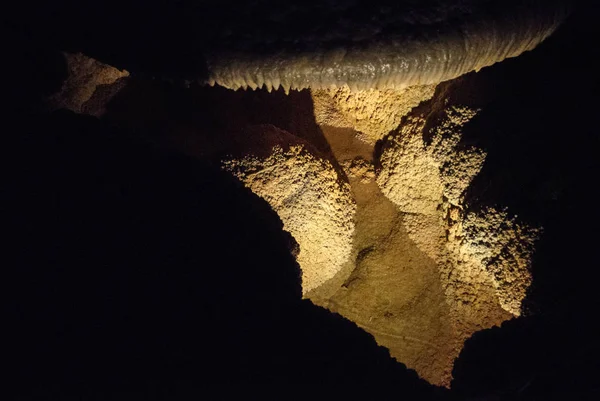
[40,49,544,386]
[378,106,485,214]
[377,101,540,319]
[459,208,540,316]
[8,109,448,401]
[312,85,436,143]
[223,125,356,294]
[12,0,600,397]
[308,124,459,386]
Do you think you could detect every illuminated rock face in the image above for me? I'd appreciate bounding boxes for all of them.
[312,85,436,143]
[307,126,460,386]
[340,157,376,184]
[459,209,539,316]
[223,125,356,294]
[206,1,567,92]
[45,3,555,381]
[378,107,486,214]
[377,103,539,319]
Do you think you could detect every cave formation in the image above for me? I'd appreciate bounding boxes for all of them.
[7,0,600,399]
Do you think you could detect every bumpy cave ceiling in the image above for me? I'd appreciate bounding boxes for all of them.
[204,0,567,92]
[39,0,571,388]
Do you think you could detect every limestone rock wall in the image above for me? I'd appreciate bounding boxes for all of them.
[42,49,544,386]
[223,126,356,294]
[377,102,540,318]
[459,208,540,315]
[311,85,436,143]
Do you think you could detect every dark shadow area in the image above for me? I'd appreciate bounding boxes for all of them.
[450,0,600,315]
[450,2,600,399]
[6,0,599,399]
[96,78,352,181]
[4,72,443,401]
[103,82,335,160]
[9,0,569,81]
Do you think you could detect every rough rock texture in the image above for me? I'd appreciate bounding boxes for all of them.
[377,106,486,213]
[206,1,567,92]
[460,208,540,315]
[369,98,542,383]
[308,127,458,387]
[8,108,451,401]
[45,68,355,296]
[377,102,540,318]
[39,50,540,386]
[17,1,568,89]
[223,125,355,294]
[49,53,129,114]
[405,205,513,335]
[312,85,436,143]
[340,157,375,184]
[304,101,517,387]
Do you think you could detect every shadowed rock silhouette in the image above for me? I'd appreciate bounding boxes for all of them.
[450,4,600,400]
[4,107,444,400]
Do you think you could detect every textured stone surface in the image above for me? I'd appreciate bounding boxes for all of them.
[377,101,540,320]
[223,125,356,294]
[206,1,567,92]
[460,208,540,315]
[377,106,485,213]
[340,157,376,184]
[312,85,436,143]
[40,50,541,387]
[308,127,457,387]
